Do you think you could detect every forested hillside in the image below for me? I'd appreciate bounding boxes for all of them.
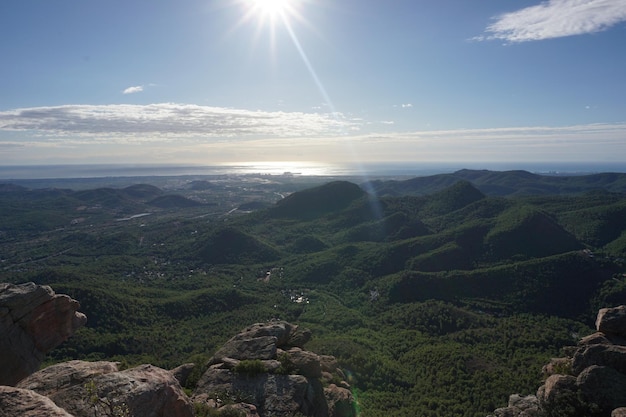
[1,170,625,416]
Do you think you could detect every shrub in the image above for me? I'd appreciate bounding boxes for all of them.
[233,359,266,376]
[275,352,296,375]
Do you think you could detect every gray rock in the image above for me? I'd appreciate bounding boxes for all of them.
[19,360,193,417]
[240,321,294,346]
[572,344,626,375]
[508,394,539,411]
[288,326,313,347]
[195,320,354,416]
[577,365,626,415]
[0,282,87,386]
[211,335,278,363]
[171,362,196,387]
[287,347,322,378]
[613,407,626,417]
[578,332,626,346]
[541,357,571,377]
[319,355,340,374]
[0,385,74,417]
[597,306,626,336]
[490,394,541,417]
[324,384,356,417]
[18,360,119,394]
[492,407,519,417]
[537,374,578,414]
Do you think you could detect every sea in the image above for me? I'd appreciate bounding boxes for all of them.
[1,161,626,180]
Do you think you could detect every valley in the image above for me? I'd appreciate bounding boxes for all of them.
[2,169,626,417]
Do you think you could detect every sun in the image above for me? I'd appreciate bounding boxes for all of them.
[243,0,299,27]
[248,0,291,19]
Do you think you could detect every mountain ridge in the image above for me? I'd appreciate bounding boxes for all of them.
[368,169,626,197]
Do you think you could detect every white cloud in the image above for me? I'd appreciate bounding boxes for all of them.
[123,85,144,94]
[1,104,624,165]
[476,0,626,42]
[0,103,360,140]
[401,104,413,108]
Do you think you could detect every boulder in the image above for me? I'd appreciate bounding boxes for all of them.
[194,320,354,417]
[170,362,196,387]
[319,355,340,374]
[537,374,579,413]
[209,321,314,365]
[541,357,571,377]
[195,371,326,417]
[211,335,278,363]
[577,365,626,415]
[597,306,626,336]
[0,386,74,417]
[286,347,322,378]
[508,394,540,413]
[572,344,626,375]
[0,282,87,386]
[488,394,541,417]
[17,360,119,394]
[18,360,193,417]
[324,384,356,417]
[579,332,626,347]
[288,326,313,347]
[238,321,294,346]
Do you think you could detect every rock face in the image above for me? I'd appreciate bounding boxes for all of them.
[488,305,626,417]
[17,360,194,417]
[0,386,74,417]
[0,282,87,386]
[194,320,356,417]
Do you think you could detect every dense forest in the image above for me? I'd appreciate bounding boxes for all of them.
[2,169,625,417]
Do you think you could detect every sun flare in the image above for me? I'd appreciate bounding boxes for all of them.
[248,0,292,20]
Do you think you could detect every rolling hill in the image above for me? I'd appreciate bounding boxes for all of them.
[2,170,626,417]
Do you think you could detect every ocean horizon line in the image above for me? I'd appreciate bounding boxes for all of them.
[2,161,626,180]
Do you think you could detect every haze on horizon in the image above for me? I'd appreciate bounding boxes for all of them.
[1,0,625,169]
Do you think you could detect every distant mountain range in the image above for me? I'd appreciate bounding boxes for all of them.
[367,169,626,196]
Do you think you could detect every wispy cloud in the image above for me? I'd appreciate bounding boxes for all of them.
[0,103,359,139]
[476,0,626,43]
[2,104,624,165]
[122,85,144,94]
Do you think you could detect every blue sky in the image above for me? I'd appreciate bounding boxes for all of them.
[1,0,625,169]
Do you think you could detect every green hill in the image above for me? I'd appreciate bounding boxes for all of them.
[147,194,203,209]
[270,181,365,219]
[195,226,280,264]
[485,205,582,260]
[3,172,626,417]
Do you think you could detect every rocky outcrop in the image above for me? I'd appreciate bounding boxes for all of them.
[193,320,356,417]
[489,394,541,417]
[488,305,626,417]
[0,284,351,417]
[0,282,87,386]
[16,360,193,417]
[0,386,74,417]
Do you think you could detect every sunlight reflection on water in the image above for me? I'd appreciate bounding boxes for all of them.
[225,161,345,176]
